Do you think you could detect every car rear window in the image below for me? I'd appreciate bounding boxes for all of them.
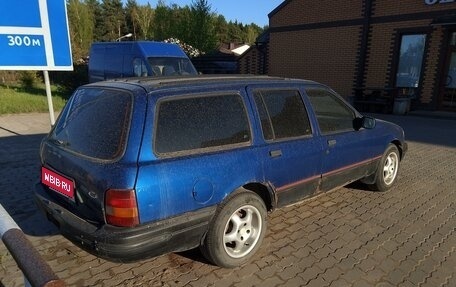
[155,94,251,155]
[50,88,132,160]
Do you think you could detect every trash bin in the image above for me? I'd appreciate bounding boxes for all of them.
[393,97,411,115]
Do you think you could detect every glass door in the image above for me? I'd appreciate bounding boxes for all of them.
[394,33,426,108]
[441,32,456,110]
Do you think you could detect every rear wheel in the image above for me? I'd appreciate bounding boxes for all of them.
[201,190,267,268]
[369,144,400,191]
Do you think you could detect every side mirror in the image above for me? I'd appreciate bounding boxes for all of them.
[353,116,376,130]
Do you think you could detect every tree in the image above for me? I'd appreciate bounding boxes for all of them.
[214,15,229,44]
[125,0,139,40]
[227,21,243,43]
[170,5,192,42]
[245,24,262,44]
[85,0,103,41]
[189,0,217,52]
[131,3,155,40]
[99,0,126,41]
[153,0,172,41]
[67,0,94,60]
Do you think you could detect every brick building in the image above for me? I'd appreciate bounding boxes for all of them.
[259,0,456,112]
[238,31,270,75]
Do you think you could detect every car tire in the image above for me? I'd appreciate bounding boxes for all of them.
[369,144,400,192]
[200,190,267,268]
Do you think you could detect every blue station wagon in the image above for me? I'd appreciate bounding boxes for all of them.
[35,75,407,268]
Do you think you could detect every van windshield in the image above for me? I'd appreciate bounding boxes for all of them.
[148,57,197,76]
[49,88,132,160]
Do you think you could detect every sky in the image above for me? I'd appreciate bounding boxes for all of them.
[125,0,285,27]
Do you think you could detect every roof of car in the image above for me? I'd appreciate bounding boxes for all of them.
[86,75,320,93]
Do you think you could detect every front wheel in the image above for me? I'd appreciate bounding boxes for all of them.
[200,190,267,268]
[369,144,400,192]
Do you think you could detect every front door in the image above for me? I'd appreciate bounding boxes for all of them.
[305,87,382,192]
[440,31,456,111]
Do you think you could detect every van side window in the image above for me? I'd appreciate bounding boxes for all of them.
[155,94,251,155]
[305,88,355,134]
[133,58,148,77]
[254,90,312,140]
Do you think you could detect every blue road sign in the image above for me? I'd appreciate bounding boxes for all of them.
[0,0,73,71]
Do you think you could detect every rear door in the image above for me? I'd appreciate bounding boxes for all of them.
[248,87,323,207]
[305,87,379,191]
[135,89,260,223]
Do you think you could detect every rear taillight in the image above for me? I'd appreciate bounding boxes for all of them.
[105,189,139,227]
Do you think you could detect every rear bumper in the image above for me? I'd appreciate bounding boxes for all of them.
[34,183,215,262]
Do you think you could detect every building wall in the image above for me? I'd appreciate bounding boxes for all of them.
[270,0,363,27]
[268,0,456,110]
[238,43,269,75]
[421,27,445,105]
[269,0,366,98]
[269,27,361,97]
[373,0,456,16]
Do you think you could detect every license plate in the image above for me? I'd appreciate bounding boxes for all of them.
[41,167,75,200]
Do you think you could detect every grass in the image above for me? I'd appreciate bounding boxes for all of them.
[0,84,69,115]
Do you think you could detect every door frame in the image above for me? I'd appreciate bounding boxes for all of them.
[438,28,456,111]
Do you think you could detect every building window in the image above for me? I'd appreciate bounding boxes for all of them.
[396,34,426,89]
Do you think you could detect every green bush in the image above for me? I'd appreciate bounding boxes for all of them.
[50,64,88,96]
[19,71,38,90]
[0,71,19,87]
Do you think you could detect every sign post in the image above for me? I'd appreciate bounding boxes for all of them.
[43,71,55,124]
[0,0,73,125]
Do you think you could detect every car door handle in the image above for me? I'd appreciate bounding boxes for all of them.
[269,150,282,158]
[328,139,337,147]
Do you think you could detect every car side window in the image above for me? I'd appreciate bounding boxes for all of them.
[155,94,251,155]
[133,58,148,77]
[306,87,355,134]
[254,89,312,140]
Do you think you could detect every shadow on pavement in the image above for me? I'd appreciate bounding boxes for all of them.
[368,113,456,148]
[175,248,212,266]
[0,134,59,237]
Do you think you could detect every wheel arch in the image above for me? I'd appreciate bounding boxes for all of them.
[362,141,401,185]
[215,182,277,213]
[199,183,271,267]
[200,182,276,245]
[391,139,404,160]
[242,182,277,212]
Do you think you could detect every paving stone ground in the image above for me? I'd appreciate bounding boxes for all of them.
[0,113,455,286]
